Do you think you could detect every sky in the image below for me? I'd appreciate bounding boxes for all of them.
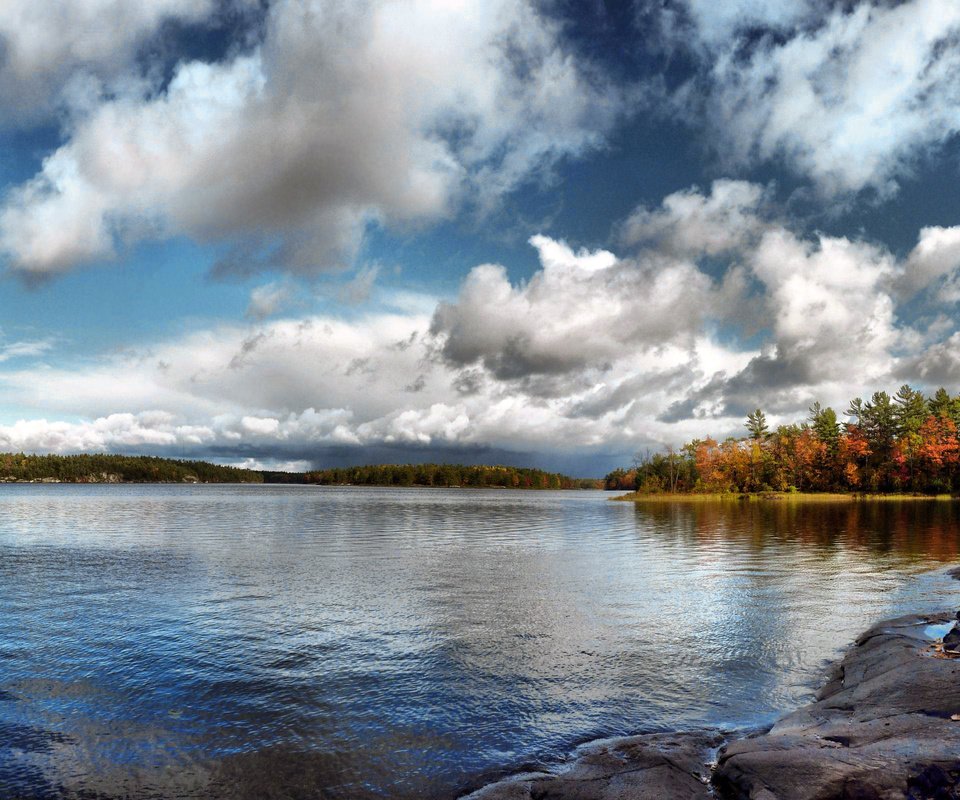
[2,0,960,476]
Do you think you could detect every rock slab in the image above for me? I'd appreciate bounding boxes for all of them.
[466,609,960,799]
[714,611,960,800]
[462,730,723,800]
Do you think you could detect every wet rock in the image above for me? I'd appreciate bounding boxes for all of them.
[907,763,960,799]
[714,612,960,800]
[461,730,723,800]
[943,623,960,654]
[470,591,960,800]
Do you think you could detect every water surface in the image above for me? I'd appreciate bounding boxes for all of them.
[2,486,960,799]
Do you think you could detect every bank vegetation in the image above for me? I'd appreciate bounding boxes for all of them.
[606,385,960,497]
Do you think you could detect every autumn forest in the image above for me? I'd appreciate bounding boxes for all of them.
[604,385,960,495]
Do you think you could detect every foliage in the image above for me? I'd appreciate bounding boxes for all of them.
[0,453,263,483]
[304,463,599,489]
[605,385,960,495]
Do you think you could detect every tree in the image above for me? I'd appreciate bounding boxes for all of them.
[917,414,960,491]
[893,384,928,438]
[893,385,928,489]
[692,438,725,491]
[846,397,865,426]
[861,391,898,489]
[809,402,841,452]
[745,408,769,441]
[929,387,960,430]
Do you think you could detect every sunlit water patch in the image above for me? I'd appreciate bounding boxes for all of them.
[2,486,960,798]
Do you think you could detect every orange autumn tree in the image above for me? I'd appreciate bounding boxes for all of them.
[608,385,960,495]
[917,414,960,490]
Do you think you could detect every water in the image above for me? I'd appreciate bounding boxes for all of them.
[2,486,960,799]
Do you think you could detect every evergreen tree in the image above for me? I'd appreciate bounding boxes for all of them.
[893,384,928,438]
[929,387,960,429]
[745,408,769,441]
[846,397,865,426]
[809,402,840,452]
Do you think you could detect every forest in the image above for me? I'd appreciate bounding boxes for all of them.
[304,463,599,489]
[0,454,599,489]
[0,453,263,483]
[605,385,960,495]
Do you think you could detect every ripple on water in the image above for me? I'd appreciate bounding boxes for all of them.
[1,486,960,799]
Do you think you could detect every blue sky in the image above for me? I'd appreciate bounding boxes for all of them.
[2,0,960,476]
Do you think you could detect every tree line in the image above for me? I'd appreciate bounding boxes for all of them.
[0,454,605,489]
[605,385,960,495]
[305,463,600,489]
[0,453,263,483]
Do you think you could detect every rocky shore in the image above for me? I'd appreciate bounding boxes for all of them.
[466,575,960,799]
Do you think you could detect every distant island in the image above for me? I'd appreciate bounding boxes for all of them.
[605,384,960,497]
[0,453,599,489]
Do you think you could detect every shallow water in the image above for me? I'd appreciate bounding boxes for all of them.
[1,485,960,799]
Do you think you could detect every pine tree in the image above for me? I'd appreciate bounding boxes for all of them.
[809,402,840,453]
[745,408,769,441]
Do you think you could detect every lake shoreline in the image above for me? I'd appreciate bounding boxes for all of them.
[464,566,960,799]
[615,490,960,502]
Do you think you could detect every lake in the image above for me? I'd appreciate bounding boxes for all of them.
[2,485,960,799]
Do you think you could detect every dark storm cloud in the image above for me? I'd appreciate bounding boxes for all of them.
[657,350,819,423]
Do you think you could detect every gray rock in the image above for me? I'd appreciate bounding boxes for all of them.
[714,612,960,800]
[461,730,724,800]
[943,623,960,654]
[467,608,960,800]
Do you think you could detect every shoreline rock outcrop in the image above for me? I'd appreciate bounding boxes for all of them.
[466,589,960,799]
[714,611,960,799]
[463,730,725,800]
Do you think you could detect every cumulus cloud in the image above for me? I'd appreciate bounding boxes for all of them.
[2,181,960,469]
[620,179,768,255]
[898,226,960,302]
[0,0,222,124]
[431,233,727,386]
[0,412,200,453]
[0,222,759,462]
[667,0,960,195]
[433,181,955,432]
[0,0,625,277]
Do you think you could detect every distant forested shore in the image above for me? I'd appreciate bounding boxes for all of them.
[0,454,598,489]
[0,453,264,483]
[302,463,600,489]
[605,385,960,496]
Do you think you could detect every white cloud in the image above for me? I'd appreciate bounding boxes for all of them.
[431,234,720,383]
[0,228,755,459]
[2,181,960,465]
[0,0,220,124]
[247,281,295,320]
[241,416,281,436]
[672,0,960,195]
[620,179,768,255]
[227,456,313,473]
[656,1,821,51]
[0,412,187,453]
[750,230,898,368]
[899,225,960,301]
[0,338,53,362]
[0,0,625,276]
